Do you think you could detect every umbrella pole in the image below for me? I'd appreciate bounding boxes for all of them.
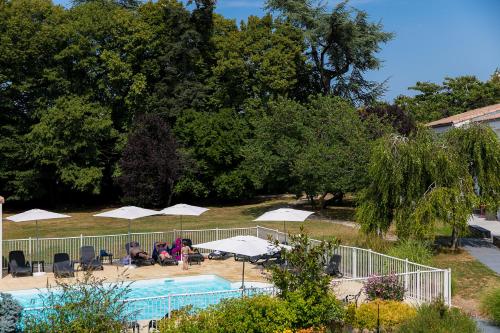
[36,220,41,273]
[241,259,245,290]
[180,216,183,240]
[128,220,131,266]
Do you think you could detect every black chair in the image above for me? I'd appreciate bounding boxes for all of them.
[8,251,32,277]
[126,242,154,266]
[153,242,178,266]
[188,252,204,265]
[208,250,230,260]
[80,246,103,271]
[53,253,75,278]
[325,254,343,277]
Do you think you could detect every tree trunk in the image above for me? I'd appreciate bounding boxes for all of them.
[450,225,459,250]
[166,181,174,206]
[319,192,328,210]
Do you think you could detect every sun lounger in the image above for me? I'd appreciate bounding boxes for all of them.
[152,242,178,266]
[8,251,32,277]
[187,251,204,265]
[126,242,154,266]
[80,246,103,271]
[325,254,343,277]
[53,252,75,278]
[208,250,230,260]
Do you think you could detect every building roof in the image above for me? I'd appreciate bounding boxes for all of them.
[427,103,500,128]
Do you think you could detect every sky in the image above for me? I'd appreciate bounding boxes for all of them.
[54,0,500,101]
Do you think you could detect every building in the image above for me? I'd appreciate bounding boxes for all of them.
[427,103,500,138]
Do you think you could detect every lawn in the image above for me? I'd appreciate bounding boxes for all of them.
[2,198,360,244]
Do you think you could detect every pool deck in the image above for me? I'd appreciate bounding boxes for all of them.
[0,258,268,292]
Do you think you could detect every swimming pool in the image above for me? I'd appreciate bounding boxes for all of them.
[9,275,273,321]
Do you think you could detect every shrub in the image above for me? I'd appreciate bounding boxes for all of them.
[159,295,296,333]
[482,288,500,325]
[387,239,433,265]
[364,274,405,301]
[269,229,345,330]
[23,272,131,333]
[0,293,22,333]
[353,300,416,332]
[397,300,479,333]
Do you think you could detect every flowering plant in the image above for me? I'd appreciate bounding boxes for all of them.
[363,274,405,301]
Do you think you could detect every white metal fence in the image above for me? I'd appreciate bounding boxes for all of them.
[4,225,451,307]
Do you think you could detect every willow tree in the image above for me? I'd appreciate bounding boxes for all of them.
[357,128,477,249]
[444,124,500,214]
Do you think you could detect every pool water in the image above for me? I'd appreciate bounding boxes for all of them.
[9,275,272,321]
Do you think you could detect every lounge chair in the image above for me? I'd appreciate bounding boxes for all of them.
[152,242,178,266]
[80,246,103,271]
[187,249,204,265]
[325,254,343,277]
[8,251,32,277]
[53,253,75,278]
[208,250,230,260]
[126,242,154,266]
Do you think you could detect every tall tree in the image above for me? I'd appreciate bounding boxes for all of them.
[118,114,182,207]
[396,74,500,123]
[265,0,393,104]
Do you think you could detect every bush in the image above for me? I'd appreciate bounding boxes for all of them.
[352,300,416,332]
[364,274,405,301]
[0,293,22,333]
[23,272,131,333]
[159,295,297,333]
[387,239,433,265]
[482,288,500,325]
[397,300,479,333]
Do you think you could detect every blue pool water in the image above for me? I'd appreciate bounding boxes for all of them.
[8,275,271,321]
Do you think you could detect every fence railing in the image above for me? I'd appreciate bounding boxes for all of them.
[23,287,276,322]
[4,225,450,306]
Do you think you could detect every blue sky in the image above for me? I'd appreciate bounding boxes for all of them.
[54,0,500,101]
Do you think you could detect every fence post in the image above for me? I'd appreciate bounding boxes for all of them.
[404,258,409,291]
[168,294,171,318]
[352,248,357,278]
[216,228,219,241]
[416,270,421,303]
[80,234,83,249]
[446,269,452,307]
[256,226,259,239]
[368,249,372,276]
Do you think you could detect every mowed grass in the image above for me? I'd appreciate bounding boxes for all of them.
[433,250,500,316]
[3,198,360,244]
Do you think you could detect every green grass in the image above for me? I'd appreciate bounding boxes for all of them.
[3,199,361,244]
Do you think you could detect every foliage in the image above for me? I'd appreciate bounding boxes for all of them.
[481,288,500,325]
[23,272,131,333]
[243,95,372,204]
[357,128,477,248]
[158,296,296,333]
[269,229,344,330]
[397,300,480,333]
[444,124,500,212]
[387,239,433,266]
[118,114,182,207]
[0,293,22,333]
[351,300,416,332]
[265,0,393,104]
[360,103,416,136]
[363,274,405,301]
[396,74,500,123]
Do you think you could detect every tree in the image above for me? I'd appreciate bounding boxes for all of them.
[396,74,500,123]
[444,124,500,213]
[359,103,416,136]
[357,128,477,249]
[118,114,182,207]
[265,0,393,104]
[27,96,118,198]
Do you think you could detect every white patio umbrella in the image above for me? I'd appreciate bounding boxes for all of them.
[194,235,289,288]
[7,209,71,276]
[254,208,314,243]
[93,206,159,266]
[159,204,209,238]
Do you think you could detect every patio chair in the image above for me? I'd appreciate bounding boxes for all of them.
[208,250,230,260]
[126,242,154,266]
[80,246,103,271]
[187,249,204,265]
[53,252,75,278]
[8,251,32,277]
[152,242,178,266]
[325,254,343,278]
